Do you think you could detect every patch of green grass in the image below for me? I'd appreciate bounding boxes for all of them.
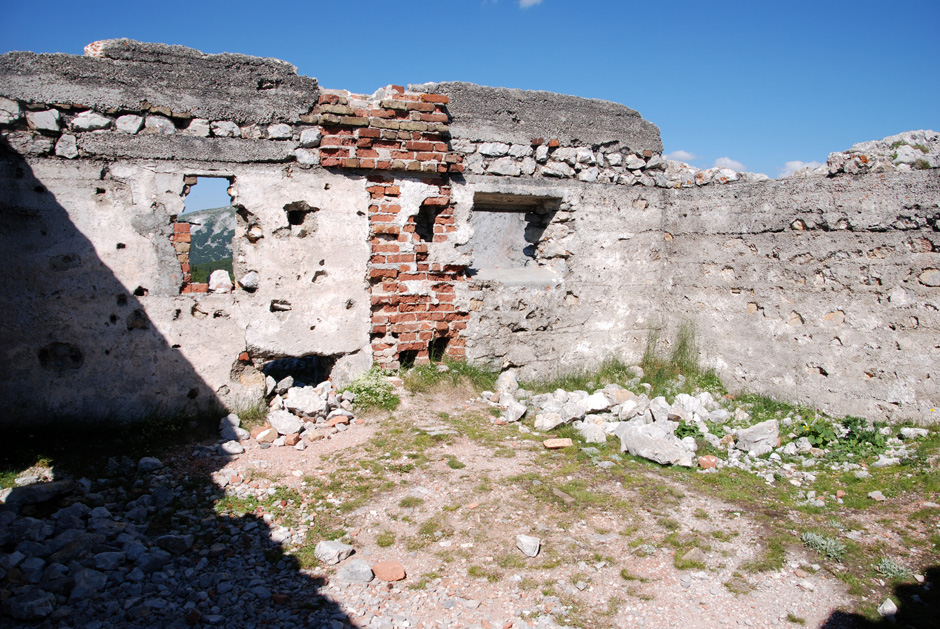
[786,613,806,625]
[620,567,647,582]
[521,356,637,395]
[493,447,516,458]
[741,533,788,572]
[496,553,527,569]
[725,575,755,595]
[445,455,466,469]
[407,571,440,590]
[342,365,399,411]
[398,496,424,509]
[467,565,501,582]
[376,530,395,548]
[693,507,709,520]
[403,358,498,394]
[640,323,725,398]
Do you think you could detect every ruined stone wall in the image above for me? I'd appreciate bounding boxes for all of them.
[1,39,937,426]
[661,172,940,423]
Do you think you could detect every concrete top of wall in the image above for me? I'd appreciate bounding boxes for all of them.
[0,39,320,125]
[410,81,663,153]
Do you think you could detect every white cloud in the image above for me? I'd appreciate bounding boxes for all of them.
[713,156,746,171]
[666,150,697,162]
[778,160,823,178]
[519,0,543,7]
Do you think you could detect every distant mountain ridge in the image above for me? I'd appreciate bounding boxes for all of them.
[181,206,235,266]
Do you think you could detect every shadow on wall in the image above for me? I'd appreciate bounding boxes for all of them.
[0,138,220,425]
[0,139,351,625]
[822,565,939,628]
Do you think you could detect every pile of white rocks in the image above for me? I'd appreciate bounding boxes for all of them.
[789,129,940,178]
[215,377,358,456]
[483,369,930,491]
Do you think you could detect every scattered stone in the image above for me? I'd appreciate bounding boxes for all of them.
[267,409,303,436]
[6,590,56,620]
[618,422,693,467]
[372,560,406,581]
[534,412,565,432]
[219,440,244,455]
[698,455,718,469]
[877,598,898,617]
[680,547,706,565]
[516,534,541,557]
[335,559,374,583]
[868,490,886,502]
[137,457,163,473]
[900,427,928,440]
[314,540,354,565]
[734,419,779,456]
[543,438,574,449]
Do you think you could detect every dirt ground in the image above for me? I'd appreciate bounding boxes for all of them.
[171,384,940,629]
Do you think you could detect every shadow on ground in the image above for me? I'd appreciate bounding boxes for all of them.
[823,566,939,629]
[0,140,351,627]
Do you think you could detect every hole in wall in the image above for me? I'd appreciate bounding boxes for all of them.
[414,204,443,242]
[398,350,419,369]
[133,286,149,296]
[429,336,449,362]
[283,201,319,238]
[38,342,83,372]
[177,176,235,291]
[262,355,339,387]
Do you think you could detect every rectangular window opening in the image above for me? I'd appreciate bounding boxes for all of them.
[463,192,561,286]
[174,176,235,294]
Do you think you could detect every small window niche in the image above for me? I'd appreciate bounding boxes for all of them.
[463,192,561,286]
[176,176,236,294]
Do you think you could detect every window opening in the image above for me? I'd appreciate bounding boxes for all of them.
[176,176,235,293]
[462,192,560,285]
[262,355,338,388]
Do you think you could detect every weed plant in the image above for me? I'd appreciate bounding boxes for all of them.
[522,357,636,395]
[403,358,498,394]
[343,365,399,411]
[640,323,725,398]
[800,531,846,562]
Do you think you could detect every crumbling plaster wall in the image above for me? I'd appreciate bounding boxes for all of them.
[1,39,937,426]
[659,172,940,422]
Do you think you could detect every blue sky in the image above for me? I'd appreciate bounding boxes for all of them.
[3,1,938,178]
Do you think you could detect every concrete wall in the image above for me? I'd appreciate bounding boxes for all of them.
[1,39,938,425]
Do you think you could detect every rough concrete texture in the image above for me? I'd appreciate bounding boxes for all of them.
[0,151,371,422]
[412,81,662,153]
[0,39,320,124]
[0,40,937,426]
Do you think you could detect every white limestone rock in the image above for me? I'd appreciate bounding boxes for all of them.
[70,111,111,131]
[26,109,60,132]
[619,421,693,467]
[210,121,239,137]
[115,115,143,134]
[295,148,320,166]
[487,157,521,176]
[284,387,328,417]
[208,270,233,293]
[267,123,293,139]
[182,118,210,137]
[734,419,779,456]
[0,97,21,125]
[299,127,322,147]
[479,142,510,157]
[55,135,78,159]
[142,116,175,135]
[534,412,565,432]
[267,409,303,436]
[314,540,354,565]
[515,534,541,557]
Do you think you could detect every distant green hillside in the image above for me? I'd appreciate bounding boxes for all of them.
[180,206,235,266]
